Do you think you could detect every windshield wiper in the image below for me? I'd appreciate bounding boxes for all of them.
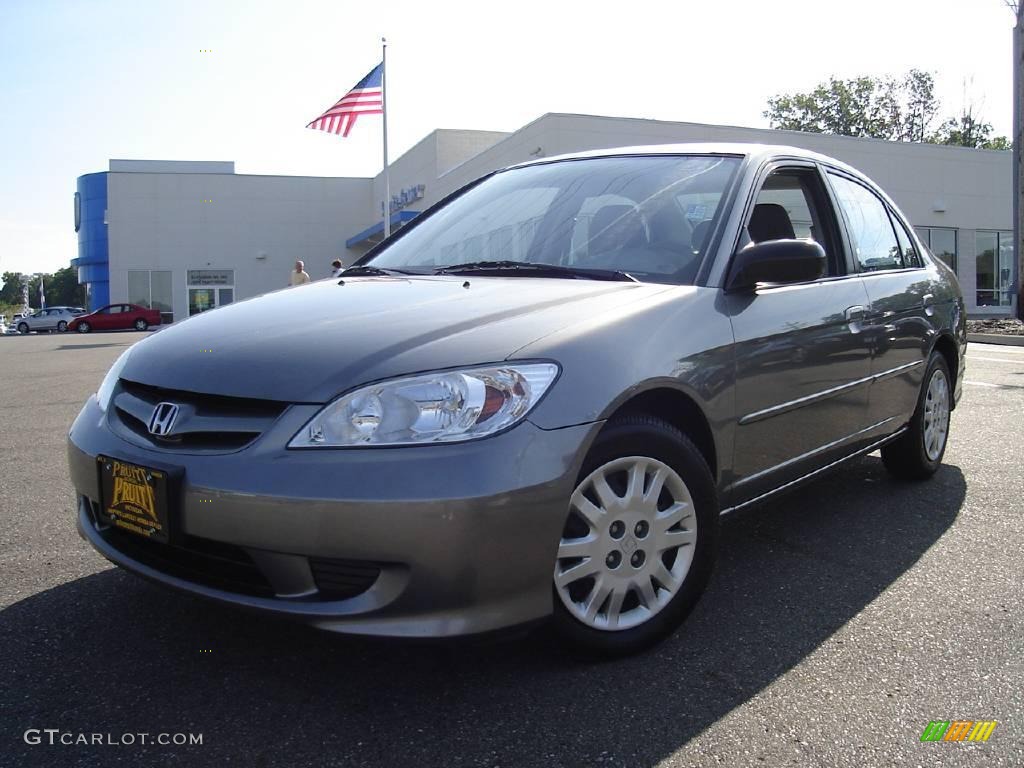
[434,260,637,282]
[340,265,419,277]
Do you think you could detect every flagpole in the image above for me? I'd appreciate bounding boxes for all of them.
[382,37,391,239]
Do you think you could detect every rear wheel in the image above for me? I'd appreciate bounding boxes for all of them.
[57,320,68,332]
[134,318,148,331]
[77,321,91,333]
[881,352,951,480]
[551,415,718,656]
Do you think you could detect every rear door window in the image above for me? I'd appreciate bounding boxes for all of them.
[828,173,904,272]
[889,212,923,269]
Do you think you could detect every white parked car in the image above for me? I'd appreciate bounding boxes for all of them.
[15,307,83,334]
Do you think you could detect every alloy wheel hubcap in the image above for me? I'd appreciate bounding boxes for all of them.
[923,369,950,461]
[554,456,697,631]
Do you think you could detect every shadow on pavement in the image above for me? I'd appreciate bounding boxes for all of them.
[55,343,134,351]
[1,457,965,767]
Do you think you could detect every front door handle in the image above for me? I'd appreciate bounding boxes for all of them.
[922,293,935,317]
[845,305,866,322]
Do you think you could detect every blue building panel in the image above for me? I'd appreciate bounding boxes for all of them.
[75,172,109,310]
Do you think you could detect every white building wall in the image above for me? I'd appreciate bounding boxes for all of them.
[107,171,371,322]
[392,113,1012,315]
[96,113,1015,320]
[364,129,509,245]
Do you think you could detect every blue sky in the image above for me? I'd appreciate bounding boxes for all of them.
[0,0,1016,276]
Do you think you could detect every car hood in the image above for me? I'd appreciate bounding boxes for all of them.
[121,276,672,403]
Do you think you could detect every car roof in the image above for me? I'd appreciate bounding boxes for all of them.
[509,142,863,177]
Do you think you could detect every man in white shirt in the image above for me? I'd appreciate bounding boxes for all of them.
[330,259,344,278]
[290,260,311,287]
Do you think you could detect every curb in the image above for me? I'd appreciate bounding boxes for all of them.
[967,333,1024,346]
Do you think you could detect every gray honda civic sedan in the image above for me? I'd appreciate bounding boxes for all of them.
[67,144,965,655]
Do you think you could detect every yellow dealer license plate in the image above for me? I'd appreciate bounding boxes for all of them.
[97,456,172,543]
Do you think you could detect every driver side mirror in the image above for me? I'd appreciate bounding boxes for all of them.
[726,239,826,292]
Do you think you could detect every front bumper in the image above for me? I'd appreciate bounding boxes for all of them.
[68,396,600,637]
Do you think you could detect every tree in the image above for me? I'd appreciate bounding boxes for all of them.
[898,69,943,142]
[0,272,24,305]
[933,105,1012,149]
[764,70,1009,149]
[45,266,85,307]
[765,75,897,138]
[764,70,941,141]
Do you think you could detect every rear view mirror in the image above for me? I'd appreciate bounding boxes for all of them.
[727,239,826,292]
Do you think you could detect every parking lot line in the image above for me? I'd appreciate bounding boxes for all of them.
[968,356,1024,364]
[967,344,1024,355]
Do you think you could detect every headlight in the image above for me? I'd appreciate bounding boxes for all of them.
[289,362,560,448]
[96,347,133,412]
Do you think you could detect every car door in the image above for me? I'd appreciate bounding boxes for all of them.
[726,161,875,503]
[35,310,55,330]
[825,171,933,425]
[91,306,114,330]
[118,304,137,329]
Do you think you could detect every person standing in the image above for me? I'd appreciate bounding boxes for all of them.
[330,259,344,278]
[290,260,311,287]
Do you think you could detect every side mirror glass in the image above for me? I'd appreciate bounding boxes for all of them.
[727,239,826,292]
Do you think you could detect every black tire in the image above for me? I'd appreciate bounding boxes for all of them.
[77,322,91,333]
[17,322,28,334]
[134,318,148,331]
[881,352,952,481]
[551,414,719,657]
[57,320,67,332]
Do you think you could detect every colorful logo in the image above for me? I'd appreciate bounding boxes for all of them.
[920,720,997,742]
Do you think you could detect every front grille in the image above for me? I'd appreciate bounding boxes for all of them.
[86,498,383,602]
[309,557,381,600]
[111,379,287,453]
[97,521,275,597]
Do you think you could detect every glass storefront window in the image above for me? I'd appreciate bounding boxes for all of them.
[976,230,1013,307]
[127,270,173,323]
[914,227,957,272]
[151,271,172,319]
[127,271,150,307]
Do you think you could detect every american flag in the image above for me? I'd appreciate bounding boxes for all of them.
[306,63,383,138]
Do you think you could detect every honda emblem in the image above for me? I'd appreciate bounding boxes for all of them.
[148,402,180,436]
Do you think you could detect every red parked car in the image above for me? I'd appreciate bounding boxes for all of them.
[67,303,162,333]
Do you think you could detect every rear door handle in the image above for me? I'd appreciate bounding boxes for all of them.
[845,305,866,322]
[922,293,935,316]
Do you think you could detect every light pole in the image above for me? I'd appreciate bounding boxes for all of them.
[1008,1,1024,318]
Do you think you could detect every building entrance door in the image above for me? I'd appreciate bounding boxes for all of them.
[187,269,235,316]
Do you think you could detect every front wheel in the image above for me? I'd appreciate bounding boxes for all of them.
[881,352,952,480]
[57,320,68,332]
[134,318,148,331]
[17,322,28,334]
[551,415,718,656]
[77,322,91,333]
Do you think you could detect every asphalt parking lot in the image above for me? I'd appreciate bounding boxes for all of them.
[0,331,1021,767]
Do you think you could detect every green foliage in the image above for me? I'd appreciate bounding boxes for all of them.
[2,267,85,312]
[0,271,24,305]
[765,70,1010,150]
[933,106,1011,149]
[43,266,86,308]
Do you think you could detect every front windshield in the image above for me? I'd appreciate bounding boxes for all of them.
[365,155,742,285]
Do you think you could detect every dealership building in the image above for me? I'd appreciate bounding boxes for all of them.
[74,113,1017,321]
